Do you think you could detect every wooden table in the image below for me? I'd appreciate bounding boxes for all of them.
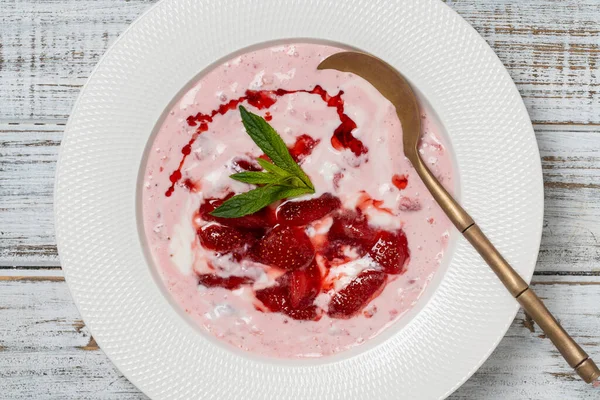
[1,1,598,398]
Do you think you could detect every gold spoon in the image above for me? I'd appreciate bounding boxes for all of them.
[318,51,600,384]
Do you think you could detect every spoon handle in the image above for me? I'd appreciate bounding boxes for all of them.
[414,157,600,384]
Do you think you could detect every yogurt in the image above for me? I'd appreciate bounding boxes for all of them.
[142,43,454,358]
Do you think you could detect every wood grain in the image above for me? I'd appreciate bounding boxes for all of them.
[444,0,600,125]
[537,125,600,273]
[0,0,153,121]
[1,123,598,272]
[1,0,599,398]
[0,123,61,265]
[0,274,597,399]
[0,0,598,124]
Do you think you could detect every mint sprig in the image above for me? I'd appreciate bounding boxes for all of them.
[210,106,315,218]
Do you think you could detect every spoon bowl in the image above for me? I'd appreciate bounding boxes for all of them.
[317,52,421,162]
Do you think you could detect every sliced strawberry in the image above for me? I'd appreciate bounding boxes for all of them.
[198,195,232,218]
[255,273,320,321]
[252,225,315,270]
[392,174,408,190]
[276,193,341,226]
[327,270,386,318]
[245,90,277,109]
[289,263,322,308]
[328,209,377,247]
[321,240,346,262]
[285,305,320,320]
[197,274,253,290]
[199,195,275,229]
[255,282,288,312]
[321,239,368,264]
[198,224,251,252]
[368,230,409,274]
[289,134,320,162]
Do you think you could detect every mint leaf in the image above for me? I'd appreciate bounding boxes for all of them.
[211,107,317,218]
[256,158,291,178]
[230,172,281,185]
[254,159,309,188]
[210,185,284,218]
[239,106,297,173]
[273,186,315,199]
[210,185,311,218]
[239,106,314,190]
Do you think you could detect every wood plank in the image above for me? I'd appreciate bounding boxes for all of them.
[0,274,597,398]
[536,126,600,273]
[0,0,153,121]
[453,275,600,399]
[0,123,62,265]
[444,0,600,125]
[1,123,598,271]
[0,0,598,124]
[0,277,145,398]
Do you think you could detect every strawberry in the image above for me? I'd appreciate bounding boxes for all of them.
[392,174,408,190]
[199,195,275,229]
[197,274,253,290]
[198,224,250,252]
[368,230,409,274]
[327,270,386,318]
[285,305,320,320]
[254,272,320,321]
[289,263,322,308]
[276,193,341,226]
[328,209,377,247]
[289,134,320,162]
[252,225,315,270]
[320,240,347,263]
[255,282,288,312]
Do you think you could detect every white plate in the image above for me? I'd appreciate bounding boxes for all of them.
[54,0,544,398]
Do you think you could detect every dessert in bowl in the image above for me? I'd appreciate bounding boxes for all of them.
[142,42,454,358]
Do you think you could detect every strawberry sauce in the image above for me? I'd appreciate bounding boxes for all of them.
[166,86,366,197]
[142,43,454,358]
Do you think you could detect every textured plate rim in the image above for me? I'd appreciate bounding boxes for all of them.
[54,0,544,399]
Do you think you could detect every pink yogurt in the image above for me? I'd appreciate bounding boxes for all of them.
[142,43,454,358]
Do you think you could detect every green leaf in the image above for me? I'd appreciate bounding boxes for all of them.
[256,158,291,178]
[254,159,308,188]
[210,185,313,218]
[292,163,315,191]
[230,172,281,185]
[212,106,317,218]
[210,185,286,218]
[239,105,298,174]
[240,106,314,190]
[273,186,315,199]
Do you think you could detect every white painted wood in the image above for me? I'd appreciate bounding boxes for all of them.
[444,0,600,125]
[0,0,153,121]
[0,276,144,399]
[0,275,598,399]
[536,125,600,273]
[0,0,598,123]
[2,123,598,271]
[1,0,599,398]
[0,123,62,265]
